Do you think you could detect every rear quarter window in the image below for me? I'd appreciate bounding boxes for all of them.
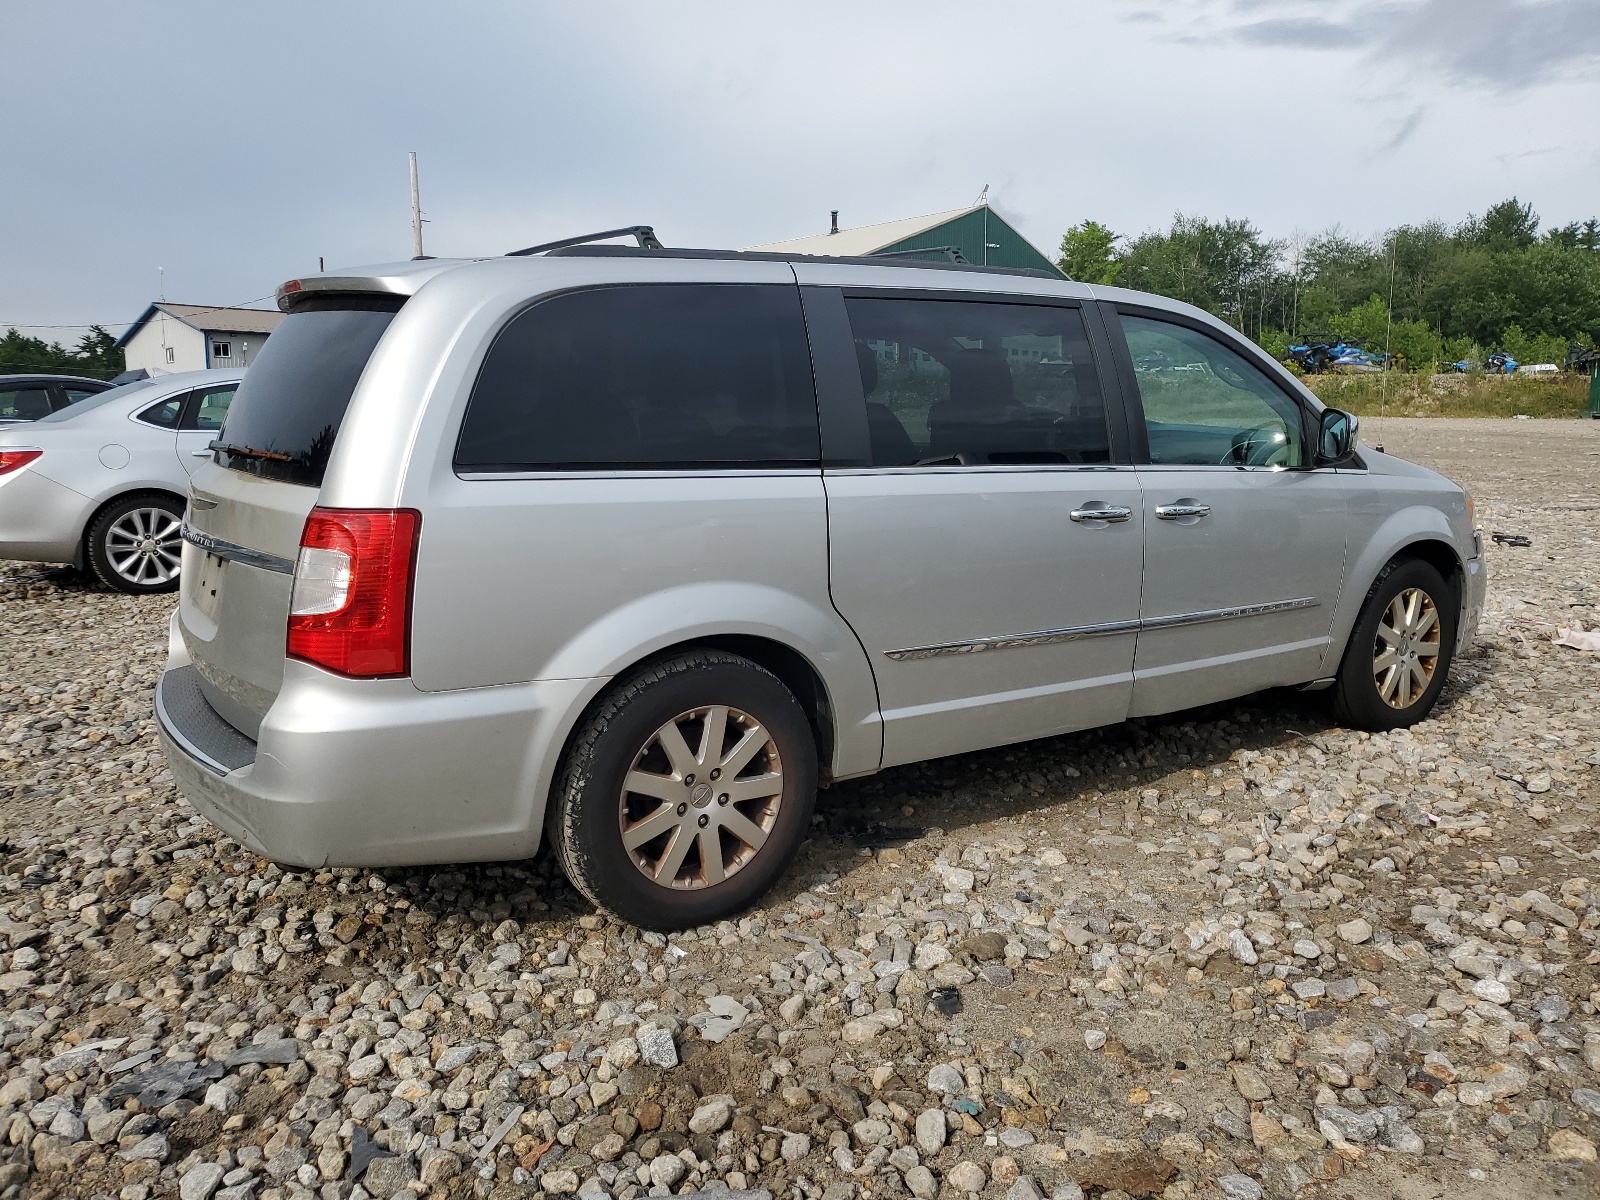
[455,283,819,471]
[216,296,402,486]
[138,394,187,428]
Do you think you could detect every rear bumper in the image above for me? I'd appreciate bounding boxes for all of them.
[157,652,596,868]
[0,468,88,564]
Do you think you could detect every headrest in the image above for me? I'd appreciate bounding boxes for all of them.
[854,341,879,395]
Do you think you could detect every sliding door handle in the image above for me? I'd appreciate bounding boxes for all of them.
[1070,504,1134,523]
[1155,503,1210,520]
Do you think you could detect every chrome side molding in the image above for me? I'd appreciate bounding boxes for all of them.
[180,523,296,575]
[885,597,1319,661]
[885,618,1142,661]
[1139,596,1319,629]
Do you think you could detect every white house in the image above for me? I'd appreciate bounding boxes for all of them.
[116,303,285,376]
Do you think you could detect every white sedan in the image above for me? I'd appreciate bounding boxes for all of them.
[0,369,241,593]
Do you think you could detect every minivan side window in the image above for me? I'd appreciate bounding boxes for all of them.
[1120,314,1306,468]
[456,284,820,472]
[842,297,1108,467]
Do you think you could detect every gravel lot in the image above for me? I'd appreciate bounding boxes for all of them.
[0,417,1597,1200]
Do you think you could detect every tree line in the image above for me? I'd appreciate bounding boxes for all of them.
[0,327,125,380]
[1058,198,1600,371]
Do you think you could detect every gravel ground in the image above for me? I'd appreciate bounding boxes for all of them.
[0,416,1597,1200]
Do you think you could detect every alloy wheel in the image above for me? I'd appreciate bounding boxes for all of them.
[618,704,783,889]
[105,507,182,587]
[1372,586,1440,709]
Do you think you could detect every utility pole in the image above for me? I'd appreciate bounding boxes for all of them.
[409,152,424,259]
[1381,240,1396,418]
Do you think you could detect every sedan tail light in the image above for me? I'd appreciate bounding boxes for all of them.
[0,449,42,476]
[287,508,420,678]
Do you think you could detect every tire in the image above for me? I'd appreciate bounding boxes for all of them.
[1333,557,1457,731]
[551,651,817,929]
[86,493,185,594]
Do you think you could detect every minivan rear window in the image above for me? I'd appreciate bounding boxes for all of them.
[455,284,819,472]
[215,295,402,486]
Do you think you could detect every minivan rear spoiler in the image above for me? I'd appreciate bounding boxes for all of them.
[275,259,464,311]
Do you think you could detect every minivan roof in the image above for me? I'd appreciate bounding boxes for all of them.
[275,247,1061,310]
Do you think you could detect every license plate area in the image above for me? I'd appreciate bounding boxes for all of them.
[193,553,226,621]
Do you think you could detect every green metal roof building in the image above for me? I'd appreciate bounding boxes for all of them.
[748,203,1064,276]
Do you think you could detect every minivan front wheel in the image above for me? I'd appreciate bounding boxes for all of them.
[1333,557,1457,731]
[551,651,817,929]
[87,493,185,594]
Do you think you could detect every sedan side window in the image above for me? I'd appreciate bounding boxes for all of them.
[843,297,1108,467]
[0,389,53,421]
[1121,315,1305,468]
[184,385,237,431]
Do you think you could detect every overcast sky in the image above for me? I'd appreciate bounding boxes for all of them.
[5,0,1598,339]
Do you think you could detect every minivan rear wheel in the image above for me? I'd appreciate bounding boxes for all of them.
[1333,557,1457,731]
[551,651,817,929]
[86,493,185,594]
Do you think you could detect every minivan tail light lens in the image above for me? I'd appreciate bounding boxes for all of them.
[0,449,42,476]
[287,508,419,677]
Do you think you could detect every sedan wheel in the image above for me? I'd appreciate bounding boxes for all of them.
[87,494,185,594]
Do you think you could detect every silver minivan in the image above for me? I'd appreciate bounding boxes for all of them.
[156,239,1485,928]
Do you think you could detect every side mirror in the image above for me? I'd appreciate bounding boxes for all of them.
[1317,408,1357,464]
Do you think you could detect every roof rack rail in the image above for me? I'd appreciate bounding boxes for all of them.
[543,243,1061,280]
[870,245,970,264]
[506,226,663,257]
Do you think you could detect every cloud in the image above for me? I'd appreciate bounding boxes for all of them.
[1230,17,1373,49]
[1386,0,1600,90]
[1493,145,1560,166]
[1185,0,1600,90]
[1383,106,1427,150]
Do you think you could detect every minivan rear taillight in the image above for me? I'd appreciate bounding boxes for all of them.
[287,508,420,678]
[0,449,42,476]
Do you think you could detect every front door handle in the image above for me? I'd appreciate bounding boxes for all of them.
[1155,503,1211,520]
[1070,504,1134,523]
[191,450,214,457]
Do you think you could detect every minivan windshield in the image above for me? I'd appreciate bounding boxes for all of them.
[215,297,401,486]
[35,378,158,422]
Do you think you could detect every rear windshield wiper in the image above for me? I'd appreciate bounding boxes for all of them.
[208,441,292,463]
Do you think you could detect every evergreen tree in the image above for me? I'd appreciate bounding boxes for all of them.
[1056,221,1123,285]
